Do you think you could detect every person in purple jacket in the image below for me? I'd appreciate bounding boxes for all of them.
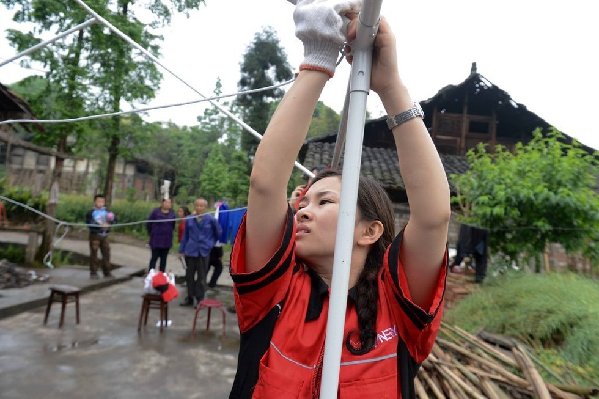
[178,197,221,307]
[146,198,176,272]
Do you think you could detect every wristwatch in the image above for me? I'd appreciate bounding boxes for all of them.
[386,102,424,130]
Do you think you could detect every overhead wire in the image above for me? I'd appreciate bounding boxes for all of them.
[0,0,308,267]
[0,79,295,126]
[2,0,595,272]
[72,0,314,177]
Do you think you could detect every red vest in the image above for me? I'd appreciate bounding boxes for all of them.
[230,208,447,398]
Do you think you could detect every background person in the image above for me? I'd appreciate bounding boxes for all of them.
[289,165,327,210]
[146,198,176,272]
[0,200,7,225]
[86,194,115,279]
[177,206,191,243]
[178,198,221,307]
[207,200,228,289]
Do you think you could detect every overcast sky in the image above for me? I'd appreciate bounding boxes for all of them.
[1,0,598,149]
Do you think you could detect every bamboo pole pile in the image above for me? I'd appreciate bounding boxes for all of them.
[413,323,599,399]
[444,273,479,309]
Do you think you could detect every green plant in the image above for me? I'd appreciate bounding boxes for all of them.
[0,185,46,224]
[451,129,599,268]
[0,244,26,264]
[125,187,137,203]
[48,250,72,268]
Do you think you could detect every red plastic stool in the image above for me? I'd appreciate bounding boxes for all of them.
[192,298,226,337]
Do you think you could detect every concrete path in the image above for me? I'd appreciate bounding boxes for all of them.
[0,231,233,318]
[0,277,239,399]
[0,231,240,398]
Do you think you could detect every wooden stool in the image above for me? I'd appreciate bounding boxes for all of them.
[192,298,226,337]
[43,285,80,328]
[138,294,168,332]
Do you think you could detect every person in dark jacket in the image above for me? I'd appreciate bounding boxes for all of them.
[451,224,489,283]
[207,201,228,289]
[85,194,115,278]
[146,198,176,272]
[178,198,221,307]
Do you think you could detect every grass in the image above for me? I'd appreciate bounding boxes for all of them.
[444,271,599,385]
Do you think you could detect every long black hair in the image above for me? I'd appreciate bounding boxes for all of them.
[310,169,395,355]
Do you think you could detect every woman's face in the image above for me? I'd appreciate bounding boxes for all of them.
[295,176,343,262]
[177,208,185,218]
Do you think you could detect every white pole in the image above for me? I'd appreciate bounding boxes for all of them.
[319,0,383,397]
[72,0,314,177]
[0,19,97,68]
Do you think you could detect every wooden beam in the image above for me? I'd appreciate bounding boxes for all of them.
[0,129,80,159]
[460,94,469,154]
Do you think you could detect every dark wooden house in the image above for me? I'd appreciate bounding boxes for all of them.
[423,62,553,155]
[299,63,590,249]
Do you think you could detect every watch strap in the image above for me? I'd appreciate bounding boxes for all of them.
[386,102,424,130]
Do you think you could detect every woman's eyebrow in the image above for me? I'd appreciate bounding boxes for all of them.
[299,190,337,204]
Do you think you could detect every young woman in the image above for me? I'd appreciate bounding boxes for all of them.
[229,1,450,397]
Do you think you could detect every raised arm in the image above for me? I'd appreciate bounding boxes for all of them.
[245,0,360,273]
[246,73,328,272]
[359,18,451,308]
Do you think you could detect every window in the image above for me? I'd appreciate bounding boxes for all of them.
[468,120,490,134]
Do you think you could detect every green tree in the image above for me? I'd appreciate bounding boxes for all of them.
[451,128,599,270]
[225,149,250,206]
[140,122,209,201]
[3,0,204,259]
[84,0,203,204]
[308,101,340,138]
[199,144,228,202]
[235,27,293,154]
[5,3,95,262]
[268,99,341,139]
[197,78,229,139]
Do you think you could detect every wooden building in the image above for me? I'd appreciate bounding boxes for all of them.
[299,64,593,256]
[0,82,166,200]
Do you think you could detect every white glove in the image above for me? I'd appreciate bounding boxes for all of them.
[291,0,362,78]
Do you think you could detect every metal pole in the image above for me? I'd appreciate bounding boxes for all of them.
[330,81,350,169]
[72,0,313,177]
[0,19,97,68]
[319,0,383,397]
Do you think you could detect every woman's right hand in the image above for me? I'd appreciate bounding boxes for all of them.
[346,16,401,97]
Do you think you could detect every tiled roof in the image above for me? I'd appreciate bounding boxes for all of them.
[301,141,469,191]
[0,82,35,116]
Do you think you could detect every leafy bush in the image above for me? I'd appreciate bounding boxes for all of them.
[445,272,599,384]
[0,244,26,264]
[0,185,47,224]
[451,129,599,266]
